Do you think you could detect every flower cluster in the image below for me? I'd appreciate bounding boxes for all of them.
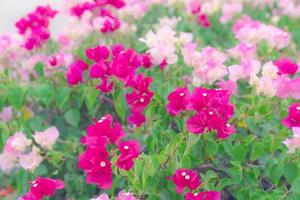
[69,0,125,33]
[140,26,193,67]
[0,127,59,173]
[18,177,64,200]
[233,15,290,50]
[182,44,228,85]
[66,44,153,127]
[78,114,140,189]
[166,87,235,139]
[170,168,220,200]
[91,191,136,200]
[189,0,211,28]
[15,6,57,50]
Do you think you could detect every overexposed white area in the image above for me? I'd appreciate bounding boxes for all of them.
[0,0,65,35]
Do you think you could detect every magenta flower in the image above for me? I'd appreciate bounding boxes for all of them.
[166,87,190,116]
[78,149,112,189]
[127,111,146,127]
[282,103,300,128]
[19,177,64,200]
[66,60,88,86]
[170,169,201,194]
[86,45,110,62]
[274,57,299,75]
[184,191,221,200]
[186,87,235,139]
[117,140,140,171]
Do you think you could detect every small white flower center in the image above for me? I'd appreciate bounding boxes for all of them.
[140,98,145,103]
[226,123,230,128]
[181,172,187,176]
[296,106,300,111]
[179,92,185,96]
[33,183,38,188]
[194,193,198,196]
[124,145,129,150]
[209,111,213,115]
[185,175,190,180]
[202,93,207,97]
[100,161,106,167]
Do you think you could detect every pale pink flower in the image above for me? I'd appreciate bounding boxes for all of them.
[220,2,243,24]
[261,61,278,79]
[4,132,32,155]
[283,127,300,153]
[276,76,300,99]
[0,106,13,122]
[90,193,109,200]
[228,60,261,81]
[227,42,256,60]
[0,152,18,174]
[256,76,277,97]
[34,127,59,150]
[19,147,43,171]
[217,80,238,95]
[116,191,136,200]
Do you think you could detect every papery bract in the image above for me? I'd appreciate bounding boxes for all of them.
[170,168,201,194]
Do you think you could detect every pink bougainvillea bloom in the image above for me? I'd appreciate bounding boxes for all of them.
[0,106,13,122]
[117,140,140,171]
[90,193,110,200]
[276,76,300,99]
[4,132,32,155]
[0,152,18,174]
[127,111,146,127]
[19,147,43,172]
[19,177,64,200]
[186,87,235,139]
[33,127,59,150]
[116,191,136,200]
[184,191,221,200]
[166,87,190,116]
[66,60,88,86]
[282,103,300,128]
[78,150,113,189]
[189,0,201,14]
[283,127,300,153]
[274,57,299,75]
[217,80,238,95]
[86,45,110,62]
[197,14,211,28]
[170,168,201,194]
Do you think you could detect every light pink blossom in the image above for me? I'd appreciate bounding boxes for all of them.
[34,127,59,150]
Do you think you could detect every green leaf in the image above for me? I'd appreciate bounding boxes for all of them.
[55,87,71,110]
[64,109,80,127]
[28,115,44,131]
[85,86,99,111]
[8,86,25,109]
[283,163,298,183]
[250,142,265,161]
[113,88,127,122]
[34,62,44,77]
[39,84,55,107]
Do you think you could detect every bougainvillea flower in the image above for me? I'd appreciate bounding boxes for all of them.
[127,111,146,127]
[283,127,300,153]
[197,14,211,28]
[66,60,88,86]
[19,177,64,200]
[274,57,299,75]
[125,90,154,112]
[170,168,201,194]
[276,77,300,99]
[166,87,190,116]
[4,132,32,155]
[282,103,300,128]
[33,127,59,150]
[116,191,137,200]
[78,151,112,189]
[117,140,140,171]
[86,45,110,62]
[184,191,221,200]
[19,147,43,172]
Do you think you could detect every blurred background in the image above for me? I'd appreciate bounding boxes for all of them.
[0,0,61,34]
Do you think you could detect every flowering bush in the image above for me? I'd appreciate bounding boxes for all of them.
[1,0,300,199]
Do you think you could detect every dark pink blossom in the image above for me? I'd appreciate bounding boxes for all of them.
[274,57,298,75]
[282,103,300,128]
[127,111,146,127]
[66,60,88,86]
[19,177,64,200]
[116,140,140,170]
[184,191,221,200]
[166,87,190,116]
[197,14,211,28]
[86,45,110,62]
[170,169,201,194]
